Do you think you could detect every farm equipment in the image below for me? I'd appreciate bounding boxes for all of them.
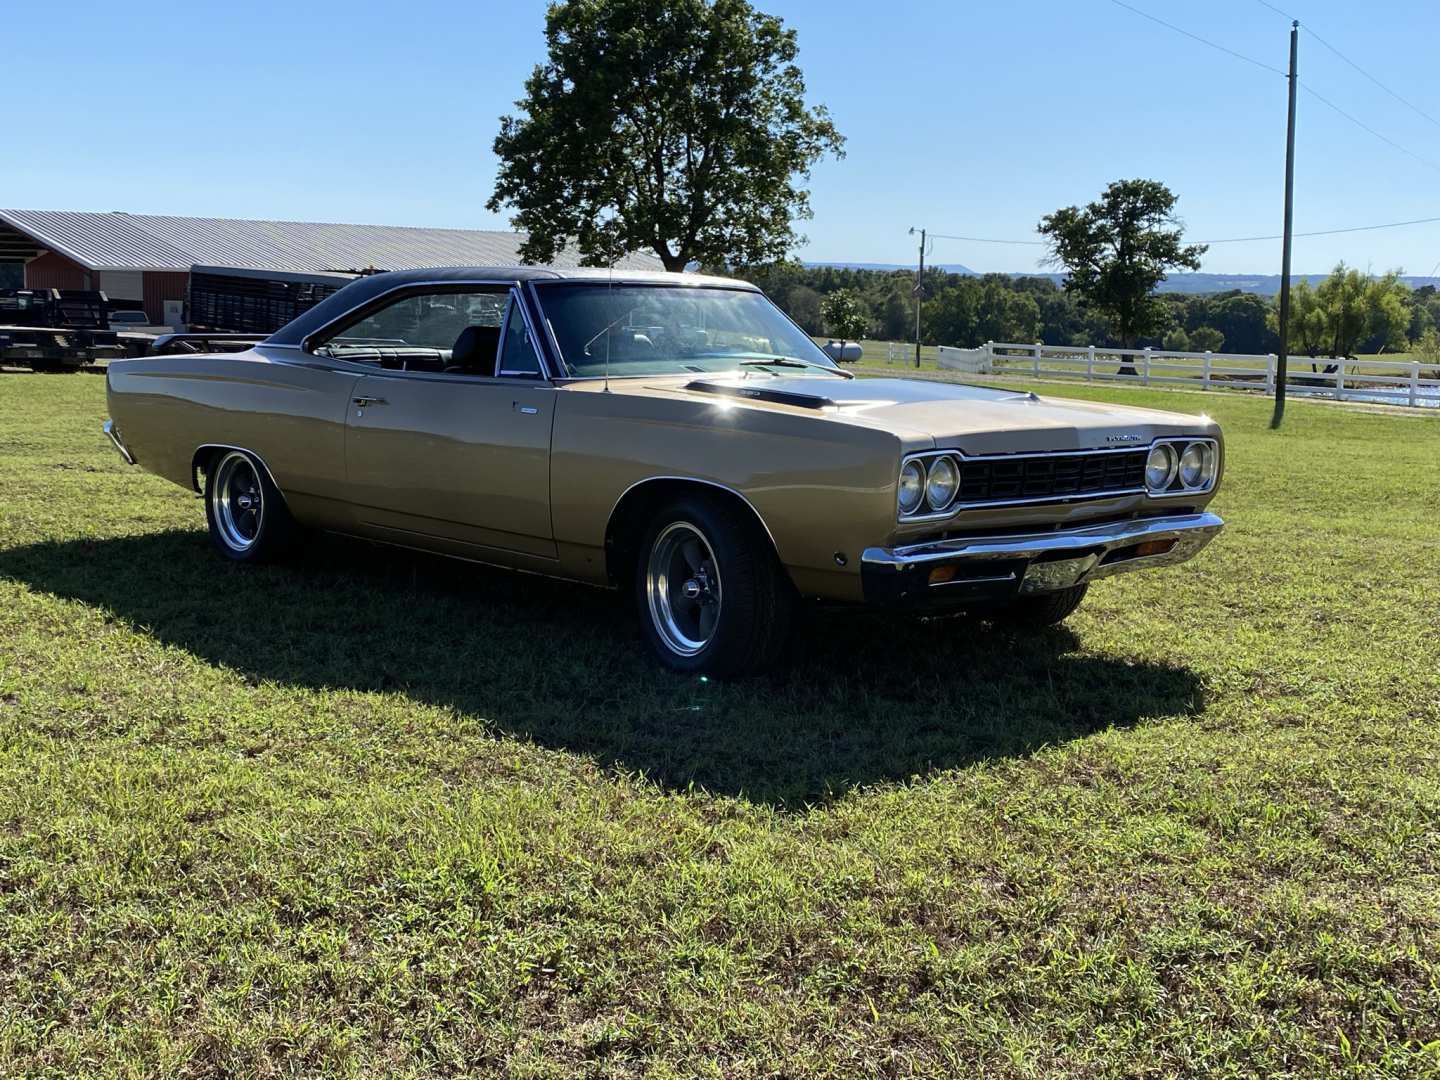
[0,289,144,371]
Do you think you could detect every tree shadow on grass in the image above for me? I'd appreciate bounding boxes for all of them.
[1,530,1205,807]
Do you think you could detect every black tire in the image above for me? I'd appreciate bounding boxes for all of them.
[203,449,296,563]
[995,583,1088,629]
[634,495,793,676]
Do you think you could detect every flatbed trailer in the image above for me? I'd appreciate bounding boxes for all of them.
[0,287,162,370]
[0,324,135,371]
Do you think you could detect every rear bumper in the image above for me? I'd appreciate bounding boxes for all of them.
[860,512,1224,608]
[103,419,136,465]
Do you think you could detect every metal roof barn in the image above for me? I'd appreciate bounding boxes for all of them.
[0,209,662,327]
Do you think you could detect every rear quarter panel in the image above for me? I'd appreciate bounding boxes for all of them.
[106,347,360,525]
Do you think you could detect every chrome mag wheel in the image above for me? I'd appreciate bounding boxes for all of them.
[645,520,723,657]
[211,451,264,552]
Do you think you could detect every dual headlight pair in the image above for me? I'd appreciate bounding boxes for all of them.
[1145,439,1218,494]
[897,455,958,516]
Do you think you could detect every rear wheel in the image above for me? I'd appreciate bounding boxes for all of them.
[635,495,792,676]
[994,583,1088,629]
[203,450,295,562]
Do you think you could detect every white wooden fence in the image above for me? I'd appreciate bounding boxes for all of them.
[917,340,1440,409]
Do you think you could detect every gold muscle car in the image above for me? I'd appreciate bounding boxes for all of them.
[104,267,1224,675]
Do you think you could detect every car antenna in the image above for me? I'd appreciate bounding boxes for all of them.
[604,255,614,393]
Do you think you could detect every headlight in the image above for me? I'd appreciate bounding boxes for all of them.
[1145,443,1177,492]
[1179,441,1215,489]
[925,455,959,511]
[898,459,925,515]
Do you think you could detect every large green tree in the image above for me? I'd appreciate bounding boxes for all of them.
[1273,264,1412,359]
[1038,180,1207,359]
[820,289,869,342]
[489,0,844,271]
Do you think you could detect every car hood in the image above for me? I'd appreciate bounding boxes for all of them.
[673,375,1217,454]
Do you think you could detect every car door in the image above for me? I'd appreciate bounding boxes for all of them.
[337,287,558,559]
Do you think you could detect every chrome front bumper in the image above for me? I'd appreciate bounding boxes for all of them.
[103,419,136,465]
[860,512,1224,606]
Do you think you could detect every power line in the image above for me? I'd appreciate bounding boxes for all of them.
[924,215,1440,250]
[1200,215,1440,244]
[1107,0,1286,77]
[1253,0,1296,19]
[1253,0,1440,132]
[1113,0,1440,178]
[930,232,1043,246]
[1299,83,1440,177]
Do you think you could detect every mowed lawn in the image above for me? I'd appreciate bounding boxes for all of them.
[1,373,1438,1079]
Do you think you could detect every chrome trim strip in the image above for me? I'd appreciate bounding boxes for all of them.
[606,475,780,553]
[908,444,1154,463]
[189,443,284,496]
[929,572,1019,588]
[103,419,135,465]
[862,512,1224,581]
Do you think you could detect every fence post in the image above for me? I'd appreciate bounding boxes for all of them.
[1033,342,1041,378]
[1203,351,1213,389]
[1335,360,1344,400]
[1411,361,1420,407]
[1086,344,1095,381]
[1143,347,1152,386]
[1266,354,1277,394]
[984,341,994,374]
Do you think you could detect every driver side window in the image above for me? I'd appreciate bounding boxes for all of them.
[313,287,511,375]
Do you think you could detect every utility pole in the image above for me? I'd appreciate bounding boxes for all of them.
[1272,20,1299,429]
[909,227,926,368]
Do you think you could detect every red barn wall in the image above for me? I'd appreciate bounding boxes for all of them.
[143,271,190,324]
[25,250,92,290]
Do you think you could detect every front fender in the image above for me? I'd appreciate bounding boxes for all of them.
[549,386,901,600]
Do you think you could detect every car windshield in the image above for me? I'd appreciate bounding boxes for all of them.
[535,284,844,378]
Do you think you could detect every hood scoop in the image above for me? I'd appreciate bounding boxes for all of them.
[683,379,836,410]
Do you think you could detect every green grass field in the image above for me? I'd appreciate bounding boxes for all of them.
[2,372,1438,1077]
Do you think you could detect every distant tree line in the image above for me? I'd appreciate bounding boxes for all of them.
[725,261,1440,359]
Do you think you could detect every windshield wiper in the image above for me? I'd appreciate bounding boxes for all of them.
[737,356,854,379]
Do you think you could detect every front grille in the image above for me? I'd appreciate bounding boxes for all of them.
[958,450,1147,505]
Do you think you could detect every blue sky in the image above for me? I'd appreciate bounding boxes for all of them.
[5,0,1438,275]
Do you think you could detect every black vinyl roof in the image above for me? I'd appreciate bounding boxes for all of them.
[263,265,757,346]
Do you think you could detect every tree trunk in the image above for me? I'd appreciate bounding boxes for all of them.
[654,243,687,273]
[1117,333,1138,378]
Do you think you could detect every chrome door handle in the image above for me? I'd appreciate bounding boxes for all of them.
[353,396,387,407]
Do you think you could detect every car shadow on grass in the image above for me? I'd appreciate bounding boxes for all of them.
[2,530,1206,807]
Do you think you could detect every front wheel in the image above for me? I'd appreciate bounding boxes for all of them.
[994,583,1088,629]
[635,496,793,676]
[203,449,295,562]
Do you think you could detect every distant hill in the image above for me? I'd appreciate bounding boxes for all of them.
[1150,273,1440,295]
[804,260,977,276]
[803,262,1440,296]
